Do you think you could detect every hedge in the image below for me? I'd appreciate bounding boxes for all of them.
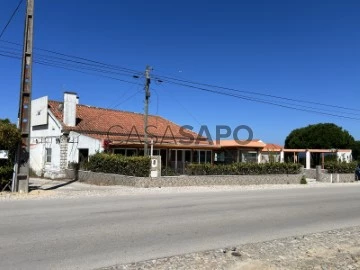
[324,161,357,173]
[85,153,151,177]
[186,162,302,175]
[0,166,13,190]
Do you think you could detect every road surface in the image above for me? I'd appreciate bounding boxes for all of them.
[1,185,360,269]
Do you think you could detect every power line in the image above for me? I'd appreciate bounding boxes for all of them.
[2,49,360,120]
[2,41,360,119]
[0,0,24,39]
[0,40,142,75]
[3,38,359,113]
[163,80,360,121]
[161,77,360,117]
[0,50,142,86]
[3,39,359,114]
[152,74,360,113]
[0,44,142,80]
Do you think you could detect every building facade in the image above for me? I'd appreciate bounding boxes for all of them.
[30,92,353,178]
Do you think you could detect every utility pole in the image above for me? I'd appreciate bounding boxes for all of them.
[12,0,34,193]
[143,65,151,156]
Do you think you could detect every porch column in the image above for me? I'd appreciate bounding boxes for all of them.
[166,149,170,168]
[257,150,262,164]
[60,134,68,170]
[306,150,311,169]
[280,150,284,163]
[174,150,178,171]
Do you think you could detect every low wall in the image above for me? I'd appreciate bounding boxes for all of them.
[65,169,302,187]
[317,173,355,183]
[303,168,355,183]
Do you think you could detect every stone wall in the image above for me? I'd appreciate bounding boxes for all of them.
[317,173,355,183]
[303,168,355,183]
[303,169,316,179]
[65,169,303,187]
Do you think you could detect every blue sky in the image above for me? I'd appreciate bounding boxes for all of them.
[0,0,359,145]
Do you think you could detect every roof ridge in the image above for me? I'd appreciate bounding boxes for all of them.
[49,99,162,118]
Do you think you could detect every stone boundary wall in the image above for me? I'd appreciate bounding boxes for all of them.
[317,173,355,183]
[304,169,319,179]
[303,168,355,183]
[65,169,303,187]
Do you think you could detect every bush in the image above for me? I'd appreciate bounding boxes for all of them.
[0,166,14,190]
[161,167,178,176]
[324,161,357,173]
[300,175,307,184]
[185,162,302,175]
[86,153,151,177]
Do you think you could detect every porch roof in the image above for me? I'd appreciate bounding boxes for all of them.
[215,139,267,148]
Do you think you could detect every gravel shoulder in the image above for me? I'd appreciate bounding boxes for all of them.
[100,226,360,270]
[1,178,360,201]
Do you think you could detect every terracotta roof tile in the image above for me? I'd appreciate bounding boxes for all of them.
[216,139,266,148]
[262,143,283,152]
[48,100,205,143]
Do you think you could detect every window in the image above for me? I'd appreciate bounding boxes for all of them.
[242,151,258,163]
[78,149,89,163]
[113,148,137,156]
[45,148,52,163]
[114,149,126,155]
[195,150,212,164]
[126,149,137,156]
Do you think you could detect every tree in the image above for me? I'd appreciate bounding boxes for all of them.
[0,119,21,190]
[0,119,21,160]
[351,141,360,161]
[285,123,355,149]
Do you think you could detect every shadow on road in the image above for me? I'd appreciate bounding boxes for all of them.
[29,179,79,191]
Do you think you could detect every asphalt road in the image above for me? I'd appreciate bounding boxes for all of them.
[1,185,360,270]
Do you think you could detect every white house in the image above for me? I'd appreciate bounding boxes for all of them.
[30,92,103,178]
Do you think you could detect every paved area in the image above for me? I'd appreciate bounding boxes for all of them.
[1,178,359,200]
[0,182,360,269]
[103,226,360,270]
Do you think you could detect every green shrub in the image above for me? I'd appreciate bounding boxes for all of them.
[300,175,307,184]
[0,166,14,190]
[324,161,357,173]
[86,153,151,177]
[161,167,178,176]
[185,162,302,175]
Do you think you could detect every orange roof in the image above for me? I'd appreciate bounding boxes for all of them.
[82,133,218,149]
[262,143,283,152]
[216,139,266,148]
[48,100,207,146]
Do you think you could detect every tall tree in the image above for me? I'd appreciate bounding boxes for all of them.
[285,123,355,149]
[351,141,360,161]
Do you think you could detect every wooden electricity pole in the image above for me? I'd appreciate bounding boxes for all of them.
[12,0,34,193]
[143,65,151,156]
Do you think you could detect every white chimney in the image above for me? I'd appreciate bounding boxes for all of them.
[63,92,77,126]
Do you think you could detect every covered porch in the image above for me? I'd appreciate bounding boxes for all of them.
[109,141,218,174]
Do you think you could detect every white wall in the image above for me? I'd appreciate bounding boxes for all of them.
[67,131,103,164]
[30,111,62,176]
[337,151,352,162]
[30,96,104,178]
[260,153,280,163]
